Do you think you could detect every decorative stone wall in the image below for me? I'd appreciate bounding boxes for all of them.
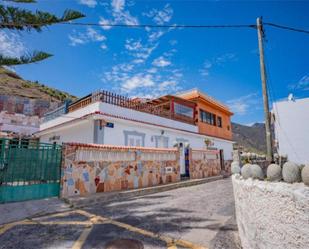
[61,143,180,197]
[232,175,309,249]
[189,149,221,179]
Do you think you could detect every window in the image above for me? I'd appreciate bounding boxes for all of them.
[200,110,216,125]
[217,116,222,128]
[174,103,194,118]
[124,130,145,147]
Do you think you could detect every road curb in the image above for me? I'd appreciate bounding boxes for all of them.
[64,175,224,208]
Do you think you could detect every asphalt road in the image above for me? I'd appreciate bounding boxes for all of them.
[0,178,241,249]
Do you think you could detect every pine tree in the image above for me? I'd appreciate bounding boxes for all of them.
[0,0,85,66]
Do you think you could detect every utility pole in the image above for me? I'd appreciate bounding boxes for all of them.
[256,17,273,162]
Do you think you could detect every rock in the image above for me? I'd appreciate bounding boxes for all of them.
[251,164,264,180]
[267,164,282,182]
[301,165,309,186]
[231,161,241,174]
[282,161,301,183]
[241,163,252,179]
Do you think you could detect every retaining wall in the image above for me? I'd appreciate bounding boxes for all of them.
[232,175,309,249]
[61,143,223,198]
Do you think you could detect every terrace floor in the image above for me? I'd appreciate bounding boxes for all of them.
[0,178,241,249]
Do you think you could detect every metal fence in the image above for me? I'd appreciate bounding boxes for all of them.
[0,138,62,203]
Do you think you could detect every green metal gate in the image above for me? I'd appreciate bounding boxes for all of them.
[0,139,62,203]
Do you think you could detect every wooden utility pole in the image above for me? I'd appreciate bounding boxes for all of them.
[256,17,273,162]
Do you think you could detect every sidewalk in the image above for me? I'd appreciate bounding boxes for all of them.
[0,197,71,225]
[65,175,223,208]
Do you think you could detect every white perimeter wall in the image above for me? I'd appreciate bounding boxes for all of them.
[39,114,233,160]
[273,98,309,164]
[232,176,309,249]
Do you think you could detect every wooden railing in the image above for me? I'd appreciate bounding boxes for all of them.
[67,90,195,124]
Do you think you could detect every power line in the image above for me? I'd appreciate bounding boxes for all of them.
[2,20,309,35]
[264,22,309,35]
[1,22,257,29]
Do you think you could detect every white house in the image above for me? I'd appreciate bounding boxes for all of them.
[272,95,309,164]
[37,90,234,161]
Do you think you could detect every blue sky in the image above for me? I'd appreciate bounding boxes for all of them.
[1,0,308,125]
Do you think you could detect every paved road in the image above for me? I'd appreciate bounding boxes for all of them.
[0,178,241,249]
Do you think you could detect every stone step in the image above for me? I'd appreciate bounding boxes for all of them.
[63,175,224,208]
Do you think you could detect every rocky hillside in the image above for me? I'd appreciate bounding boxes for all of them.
[0,66,76,102]
[232,122,267,154]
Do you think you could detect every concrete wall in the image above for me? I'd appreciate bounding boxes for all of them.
[232,176,309,249]
[273,98,309,164]
[61,143,180,197]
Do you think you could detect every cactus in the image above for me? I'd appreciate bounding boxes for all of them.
[267,164,282,182]
[251,164,264,180]
[301,165,309,186]
[282,161,301,183]
[241,163,252,179]
[231,161,241,174]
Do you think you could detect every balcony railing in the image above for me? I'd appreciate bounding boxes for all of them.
[67,90,195,125]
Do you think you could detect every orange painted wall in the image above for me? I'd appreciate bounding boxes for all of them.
[196,99,232,140]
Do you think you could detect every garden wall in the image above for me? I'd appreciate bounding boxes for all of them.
[190,149,221,179]
[61,143,180,197]
[232,175,309,249]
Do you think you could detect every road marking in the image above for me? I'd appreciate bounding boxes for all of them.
[71,225,93,249]
[0,220,36,235]
[0,208,208,249]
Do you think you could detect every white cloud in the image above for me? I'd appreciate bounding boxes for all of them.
[99,17,112,30]
[148,30,164,42]
[122,73,155,91]
[158,80,177,91]
[99,0,139,30]
[68,27,107,48]
[86,27,106,41]
[226,93,259,115]
[289,75,309,91]
[152,56,171,67]
[111,0,125,12]
[199,60,212,76]
[125,38,158,61]
[143,4,173,25]
[79,0,97,8]
[215,53,237,64]
[125,39,143,51]
[0,30,25,58]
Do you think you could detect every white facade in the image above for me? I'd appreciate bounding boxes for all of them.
[38,101,233,160]
[273,97,309,164]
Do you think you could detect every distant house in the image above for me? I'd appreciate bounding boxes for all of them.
[272,95,309,164]
[36,89,234,164]
[0,111,39,138]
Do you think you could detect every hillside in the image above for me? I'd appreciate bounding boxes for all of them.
[0,66,76,102]
[232,122,266,154]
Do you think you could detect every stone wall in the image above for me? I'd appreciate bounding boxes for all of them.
[189,149,221,179]
[61,143,180,197]
[232,175,309,249]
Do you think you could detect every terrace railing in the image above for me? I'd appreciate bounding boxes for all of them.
[67,90,184,121]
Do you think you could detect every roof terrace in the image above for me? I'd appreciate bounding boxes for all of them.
[43,90,197,125]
